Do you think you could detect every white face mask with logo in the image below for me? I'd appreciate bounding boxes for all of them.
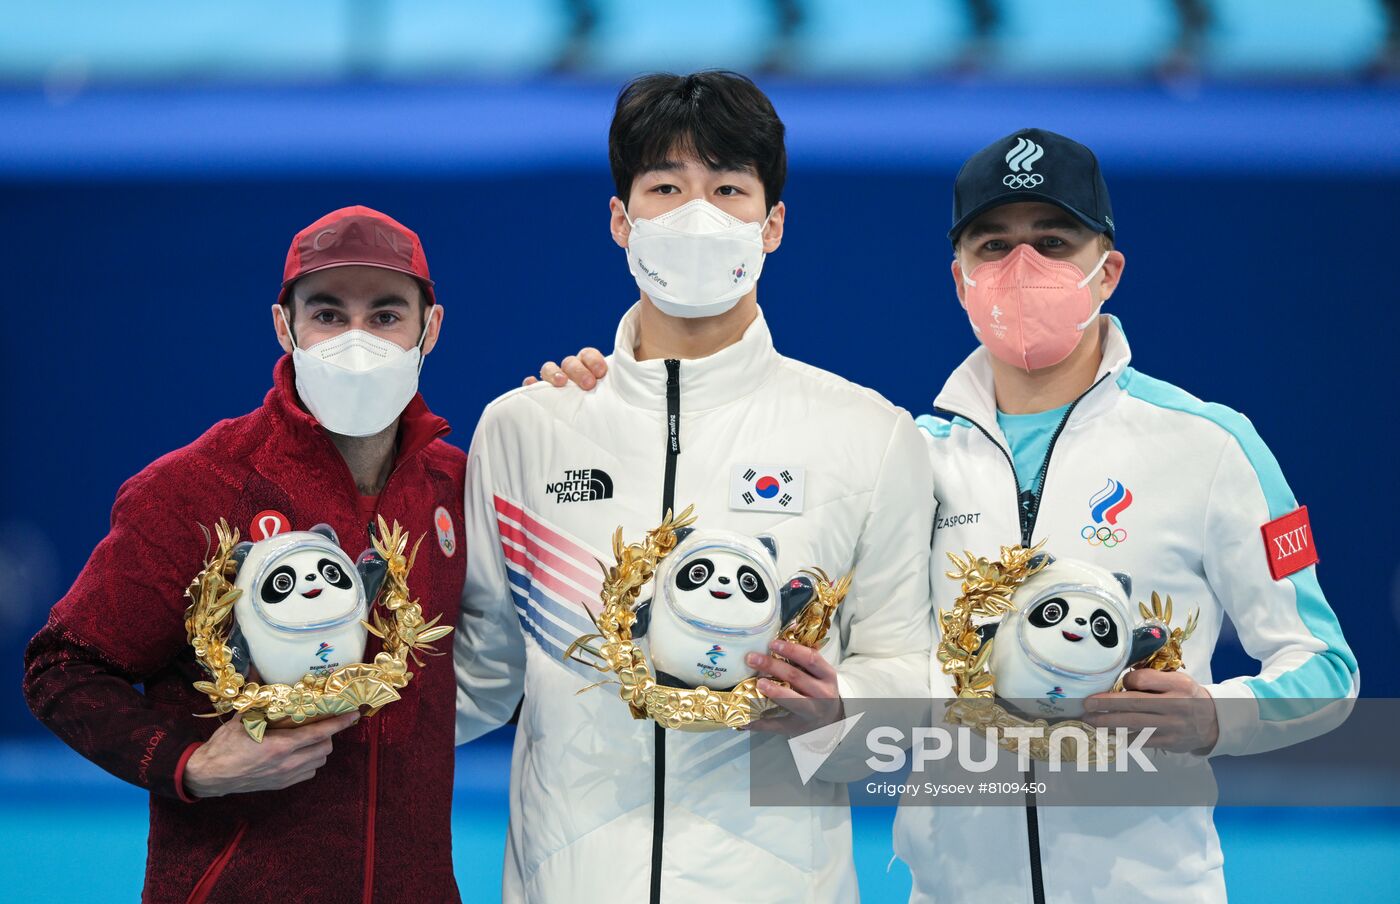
[279,306,435,437]
[624,199,771,319]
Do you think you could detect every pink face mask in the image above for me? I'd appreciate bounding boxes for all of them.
[959,244,1110,372]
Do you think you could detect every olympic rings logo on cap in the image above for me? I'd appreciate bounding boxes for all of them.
[1003,173,1044,189]
[1081,524,1128,548]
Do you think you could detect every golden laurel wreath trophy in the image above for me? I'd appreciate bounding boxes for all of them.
[564,505,852,732]
[183,516,453,741]
[938,542,1198,764]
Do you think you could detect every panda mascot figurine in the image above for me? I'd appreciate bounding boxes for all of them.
[225,524,388,686]
[632,528,816,690]
[986,555,1168,719]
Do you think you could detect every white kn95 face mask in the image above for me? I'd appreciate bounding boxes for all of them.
[625,199,771,319]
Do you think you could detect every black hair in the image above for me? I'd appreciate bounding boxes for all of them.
[608,70,787,211]
[280,279,432,348]
[282,279,432,321]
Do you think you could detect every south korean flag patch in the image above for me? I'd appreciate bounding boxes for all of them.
[729,464,805,514]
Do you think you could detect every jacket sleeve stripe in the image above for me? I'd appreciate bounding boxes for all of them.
[504,566,595,636]
[498,519,603,597]
[1117,367,1358,710]
[915,414,974,439]
[504,583,596,680]
[915,414,953,438]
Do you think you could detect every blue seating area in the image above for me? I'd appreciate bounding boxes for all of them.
[1204,0,1391,75]
[377,0,575,77]
[581,0,781,74]
[0,1,353,82]
[0,1,1393,83]
[990,0,1181,76]
[784,1,972,75]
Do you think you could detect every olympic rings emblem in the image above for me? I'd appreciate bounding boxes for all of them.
[1081,524,1128,548]
[1003,173,1044,189]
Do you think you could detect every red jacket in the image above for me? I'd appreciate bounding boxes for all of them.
[23,356,467,904]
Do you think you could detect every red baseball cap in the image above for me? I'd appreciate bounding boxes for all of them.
[279,205,435,306]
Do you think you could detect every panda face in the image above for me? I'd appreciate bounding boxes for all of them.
[666,545,777,632]
[1020,592,1126,674]
[252,546,361,629]
[261,557,352,604]
[676,557,770,603]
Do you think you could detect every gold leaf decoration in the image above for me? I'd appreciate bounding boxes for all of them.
[939,544,1200,763]
[562,506,852,732]
[183,516,450,741]
[938,544,1120,762]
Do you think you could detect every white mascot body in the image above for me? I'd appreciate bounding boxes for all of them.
[229,525,376,686]
[638,528,814,690]
[989,556,1166,719]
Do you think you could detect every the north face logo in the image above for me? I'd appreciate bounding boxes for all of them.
[546,468,614,503]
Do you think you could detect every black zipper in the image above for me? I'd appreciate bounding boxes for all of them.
[650,358,682,904]
[663,359,681,516]
[935,373,1110,550]
[1025,759,1044,904]
[935,371,1110,904]
[1021,373,1110,540]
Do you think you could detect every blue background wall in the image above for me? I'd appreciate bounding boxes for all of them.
[3,5,1398,898]
[2,80,1398,739]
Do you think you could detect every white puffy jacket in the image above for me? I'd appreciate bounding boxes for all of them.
[455,304,935,903]
[893,315,1358,904]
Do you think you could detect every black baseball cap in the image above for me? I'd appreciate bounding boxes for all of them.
[948,128,1114,244]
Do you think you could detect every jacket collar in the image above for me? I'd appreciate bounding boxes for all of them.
[266,354,451,465]
[933,314,1133,432]
[607,303,782,412]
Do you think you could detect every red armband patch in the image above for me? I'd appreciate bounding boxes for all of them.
[1261,506,1318,580]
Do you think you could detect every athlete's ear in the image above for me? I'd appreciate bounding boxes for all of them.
[610,197,630,249]
[761,202,785,254]
[420,303,443,357]
[273,303,295,354]
[951,257,969,308]
[1097,250,1126,302]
